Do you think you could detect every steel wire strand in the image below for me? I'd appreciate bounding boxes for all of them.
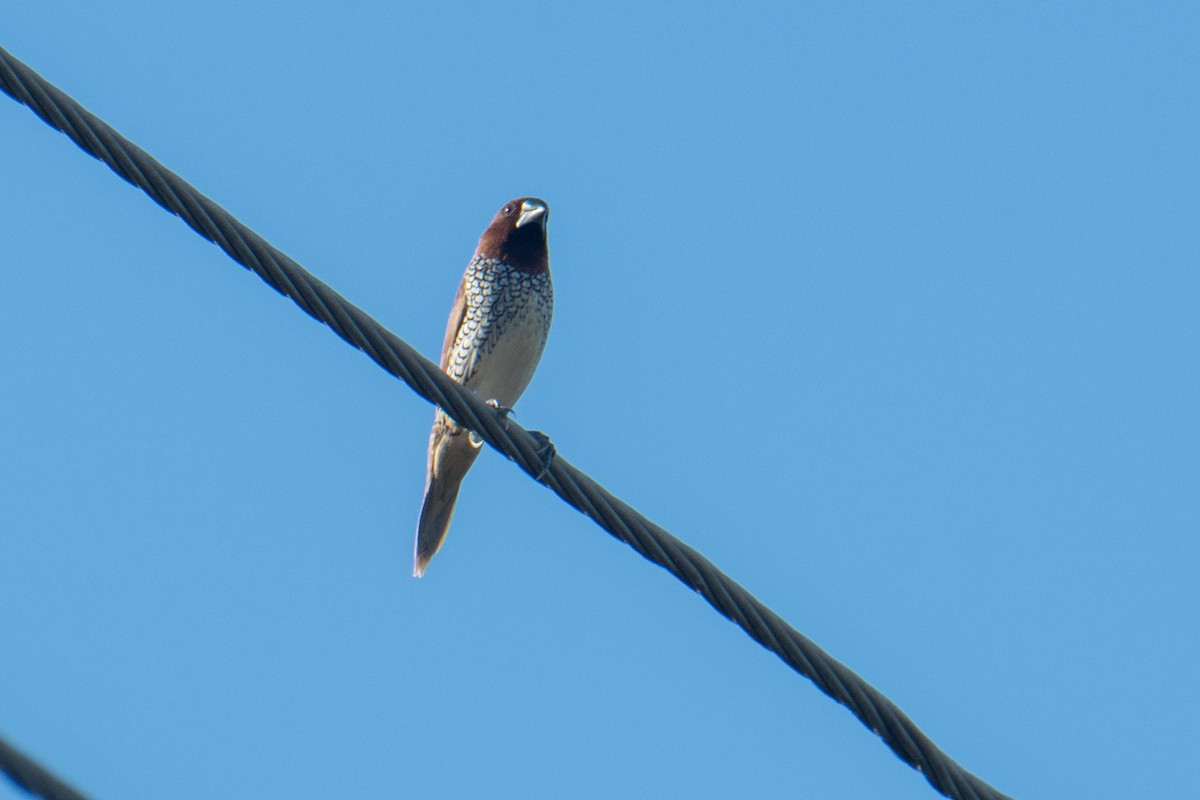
[0,45,1013,800]
[0,736,90,800]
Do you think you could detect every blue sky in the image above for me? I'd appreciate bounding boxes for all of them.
[2,3,1196,798]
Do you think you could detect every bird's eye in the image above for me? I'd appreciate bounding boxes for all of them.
[502,205,514,215]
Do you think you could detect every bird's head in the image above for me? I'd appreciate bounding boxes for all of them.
[476,197,550,274]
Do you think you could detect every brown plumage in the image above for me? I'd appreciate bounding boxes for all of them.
[414,198,553,577]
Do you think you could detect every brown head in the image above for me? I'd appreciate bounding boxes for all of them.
[475,197,550,274]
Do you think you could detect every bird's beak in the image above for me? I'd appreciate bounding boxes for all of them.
[516,199,548,229]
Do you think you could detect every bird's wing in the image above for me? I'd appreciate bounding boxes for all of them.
[439,276,468,370]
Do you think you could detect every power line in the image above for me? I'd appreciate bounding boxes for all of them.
[0,44,1013,800]
[0,737,90,800]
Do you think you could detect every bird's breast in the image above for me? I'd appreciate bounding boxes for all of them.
[446,258,553,408]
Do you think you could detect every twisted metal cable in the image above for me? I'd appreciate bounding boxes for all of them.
[0,736,90,800]
[0,44,1012,800]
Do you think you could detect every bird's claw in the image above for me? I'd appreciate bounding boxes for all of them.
[529,430,556,481]
[486,399,514,429]
[471,399,514,446]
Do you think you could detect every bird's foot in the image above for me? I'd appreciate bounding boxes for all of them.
[469,400,514,447]
[486,399,514,428]
[529,430,557,481]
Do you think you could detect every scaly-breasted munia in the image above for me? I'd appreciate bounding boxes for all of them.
[414,197,554,577]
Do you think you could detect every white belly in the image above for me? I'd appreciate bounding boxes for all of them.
[463,309,550,408]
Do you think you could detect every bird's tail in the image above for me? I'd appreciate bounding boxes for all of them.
[414,415,481,577]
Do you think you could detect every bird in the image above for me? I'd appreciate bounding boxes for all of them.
[414,197,554,577]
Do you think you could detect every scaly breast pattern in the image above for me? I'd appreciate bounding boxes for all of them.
[445,257,554,408]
